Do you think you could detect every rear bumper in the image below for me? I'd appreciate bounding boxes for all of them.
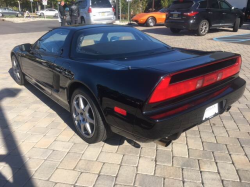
[86,16,116,24]
[165,19,199,30]
[133,77,246,142]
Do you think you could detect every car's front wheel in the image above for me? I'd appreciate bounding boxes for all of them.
[197,20,209,36]
[170,28,181,34]
[71,88,108,144]
[146,17,156,27]
[0,13,3,17]
[233,18,240,32]
[40,13,44,17]
[11,55,26,85]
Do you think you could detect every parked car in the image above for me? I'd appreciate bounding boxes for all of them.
[11,25,245,145]
[76,0,115,24]
[132,8,169,27]
[0,8,23,17]
[36,8,58,17]
[165,0,244,36]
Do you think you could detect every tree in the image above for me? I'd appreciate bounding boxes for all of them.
[161,0,173,8]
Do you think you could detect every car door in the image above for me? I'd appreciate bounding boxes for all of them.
[21,29,70,95]
[219,0,235,26]
[206,0,223,27]
[77,0,88,22]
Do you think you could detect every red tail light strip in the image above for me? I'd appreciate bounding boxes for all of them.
[149,56,241,104]
[150,86,229,120]
[184,12,199,16]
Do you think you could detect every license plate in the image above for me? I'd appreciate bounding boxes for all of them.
[100,13,105,16]
[173,14,179,18]
[203,103,218,120]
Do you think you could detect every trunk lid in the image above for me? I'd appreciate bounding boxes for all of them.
[110,49,237,74]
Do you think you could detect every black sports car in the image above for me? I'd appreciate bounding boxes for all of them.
[11,25,246,146]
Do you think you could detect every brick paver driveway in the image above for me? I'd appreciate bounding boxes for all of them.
[0,23,249,187]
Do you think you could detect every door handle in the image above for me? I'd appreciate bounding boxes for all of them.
[208,12,213,14]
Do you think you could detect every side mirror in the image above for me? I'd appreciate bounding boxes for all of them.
[20,43,32,52]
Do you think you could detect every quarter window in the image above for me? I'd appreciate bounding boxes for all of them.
[199,1,207,9]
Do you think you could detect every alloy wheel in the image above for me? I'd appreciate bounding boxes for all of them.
[200,21,209,35]
[12,57,21,81]
[148,18,155,26]
[72,94,95,138]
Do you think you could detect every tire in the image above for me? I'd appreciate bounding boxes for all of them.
[11,55,25,85]
[146,17,156,27]
[197,20,209,36]
[233,18,240,32]
[16,13,22,17]
[70,88,108,144]
[55,13,58,17]
[81,17,85,24]
[0,13,3,17]
[170,28,181,34]
[40,13,44,17]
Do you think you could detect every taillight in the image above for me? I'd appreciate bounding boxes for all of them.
[184,11,199,16]
[149,56,242,104]
[88,7,92,13]
[112,7,115,12]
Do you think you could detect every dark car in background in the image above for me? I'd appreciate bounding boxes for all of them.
[0,8,23,17]
[165,0,244,36]
[10,25,245,145]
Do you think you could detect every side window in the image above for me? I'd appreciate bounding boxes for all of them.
[219,1,231,10]
[199,1,207,9]
[36,29,70,55]
[78,0,87,9]
[210,0,219,9]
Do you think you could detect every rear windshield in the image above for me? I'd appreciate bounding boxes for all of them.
[169,1,194,9]
[91,0,112,8]
[71,27,171,60]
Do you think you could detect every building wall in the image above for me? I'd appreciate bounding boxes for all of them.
[226,0,248,9]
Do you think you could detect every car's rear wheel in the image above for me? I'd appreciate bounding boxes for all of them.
[81,17,85,24]
[146,17,156,27]
[40,13,44,17]
[0,13,3,17]
[11,55,25,85]
[233,18,240,32]
[71,88,108,144]
[197,20,209,36]
[55,13,58,17]
[170,28,181,34]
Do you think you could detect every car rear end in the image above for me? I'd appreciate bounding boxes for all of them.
[88,0,115,24]
[165,0,202,30]
[133,53,246,142]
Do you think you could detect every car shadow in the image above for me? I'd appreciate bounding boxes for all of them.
[0,88,36,187]
[8,68,141,149]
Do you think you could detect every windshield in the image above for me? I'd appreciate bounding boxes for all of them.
[159,8,168,12]
[169,1,194,9]
[91,0,112,8]
[71,27,172,60]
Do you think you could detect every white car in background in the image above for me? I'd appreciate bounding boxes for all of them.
[36,8,58,17]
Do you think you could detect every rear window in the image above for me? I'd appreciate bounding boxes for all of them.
[91,0,112,8]
[71,27,171,60]
[169,1,194,9]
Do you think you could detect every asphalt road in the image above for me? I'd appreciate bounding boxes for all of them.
[0,20,59,35]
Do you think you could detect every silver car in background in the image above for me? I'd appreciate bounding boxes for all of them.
[76,0,115,24]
